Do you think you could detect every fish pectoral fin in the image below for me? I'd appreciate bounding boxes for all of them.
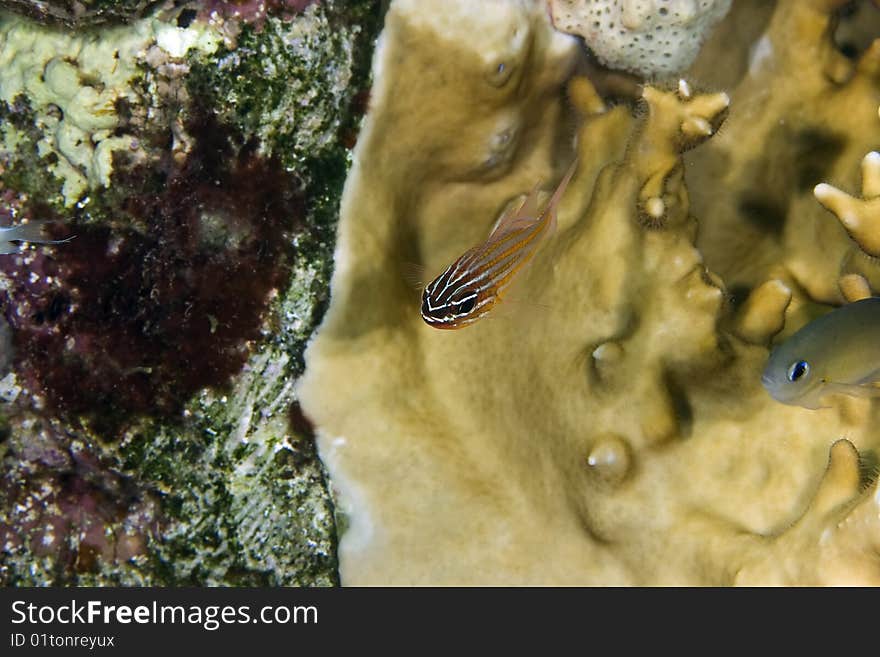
[823,381,880,398]
[401,262,427,291]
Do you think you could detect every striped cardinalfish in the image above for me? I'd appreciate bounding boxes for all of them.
[420,161,577,329]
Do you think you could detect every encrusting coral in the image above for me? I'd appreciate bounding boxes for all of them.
[299,0,880,584]
[548,0,733,78]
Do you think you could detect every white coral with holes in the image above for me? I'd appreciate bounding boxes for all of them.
[548,0,732,78]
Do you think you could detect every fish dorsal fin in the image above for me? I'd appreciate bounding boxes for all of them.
[401,262,427,291]
[490,160,579,239]
[488,182,542,239]
[514,181,542,223]
[487,160,578,240]
[541,159,578,235]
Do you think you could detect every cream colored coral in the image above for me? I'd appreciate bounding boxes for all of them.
[734,279,792,345]
[685,0,880,305]
[838,273,872,302]
[814,152,880,257]
[298,0,880,585]
[548,0,732,78]
[735,440,880,586]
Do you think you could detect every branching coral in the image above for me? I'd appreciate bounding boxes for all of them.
[635,80,728,225]
[733,279,792,344]
[685,0,880,305]
[299,0,880,584]
[3,0,878,587]
[814,151,880,257]
[735,439,880,585]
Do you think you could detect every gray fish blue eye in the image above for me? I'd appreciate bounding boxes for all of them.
[787,360,809,382]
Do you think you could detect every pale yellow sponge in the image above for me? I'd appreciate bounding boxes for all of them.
[548,0,732,78]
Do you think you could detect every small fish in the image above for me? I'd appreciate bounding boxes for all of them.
[0,220,74,255]
[420,161,577,329]
[762,297,880,409]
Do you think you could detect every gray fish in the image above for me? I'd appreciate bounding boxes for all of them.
[0,221,73,255]
[762,297,880,409]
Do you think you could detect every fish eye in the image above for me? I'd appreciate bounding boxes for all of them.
[457,296,477,315]
[787,360,809,382]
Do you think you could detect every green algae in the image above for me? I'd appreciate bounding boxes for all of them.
[187,0,382,334]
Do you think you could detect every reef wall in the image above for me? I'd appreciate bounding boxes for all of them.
[0,0,382,585]
[298,0,880,584]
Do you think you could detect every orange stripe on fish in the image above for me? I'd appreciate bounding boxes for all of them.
[421,160,577,329]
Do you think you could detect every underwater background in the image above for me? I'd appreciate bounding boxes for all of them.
[1,0,879,586]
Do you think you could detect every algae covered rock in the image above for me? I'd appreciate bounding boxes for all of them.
[0,0,382,585]
[2,0,162,28]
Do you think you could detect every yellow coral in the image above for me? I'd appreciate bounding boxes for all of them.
[686,0,880,304]
[734,279,792,345]
[735,440,880,586]
[814,151,880,257]
[298,0,880,584]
